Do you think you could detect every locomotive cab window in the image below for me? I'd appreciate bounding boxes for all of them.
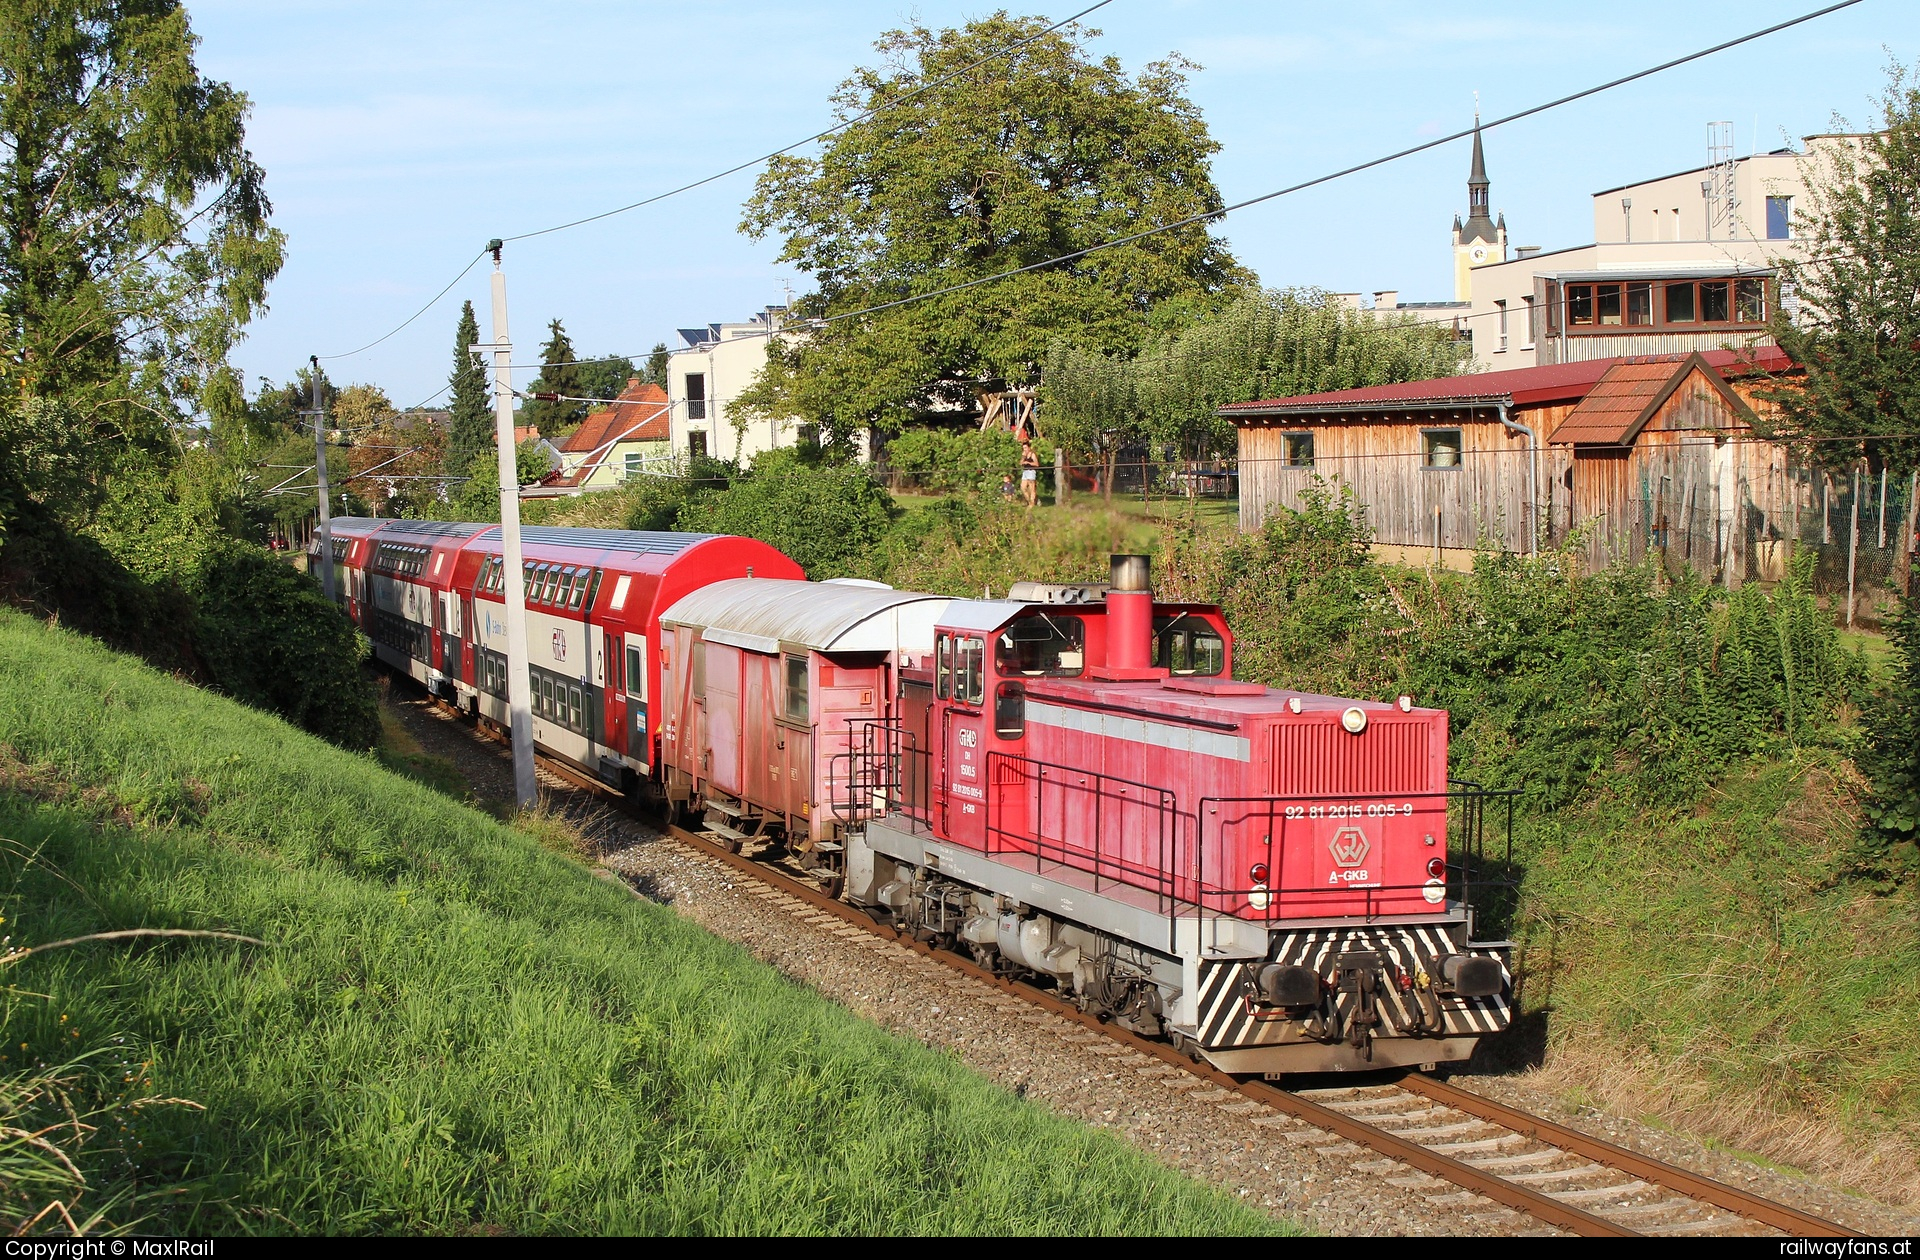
[994,681,1026,739]
[783,655,809,723]
[995,615,1084,677]
[956,636,985,707]
[936,634,952,700]
[1153,615,1226,676]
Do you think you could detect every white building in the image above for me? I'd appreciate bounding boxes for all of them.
[1458,129,1858,367]
[667,306,807,464]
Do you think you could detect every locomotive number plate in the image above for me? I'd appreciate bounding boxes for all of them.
[1281,801,1415,820]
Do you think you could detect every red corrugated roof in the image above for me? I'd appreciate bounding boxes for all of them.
[1549,352,1761,445]
[1218,345,1790,417]
[558,380,669,454]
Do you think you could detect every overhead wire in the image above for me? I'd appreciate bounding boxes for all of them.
[487,0,1865,374]
[312,1,1115,365]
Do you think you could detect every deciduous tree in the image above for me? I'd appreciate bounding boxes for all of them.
[740,12,1247,445]
[0,0,284,445]
[1762,62,1920,478]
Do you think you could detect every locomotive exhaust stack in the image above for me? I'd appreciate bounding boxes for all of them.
[1096,553,1160,678]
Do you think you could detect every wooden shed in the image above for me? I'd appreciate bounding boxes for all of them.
[1221,347,1795,585]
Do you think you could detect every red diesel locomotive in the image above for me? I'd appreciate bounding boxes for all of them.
[656,554,1512,1075]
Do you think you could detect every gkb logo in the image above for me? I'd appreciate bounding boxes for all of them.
[1328,825,1369,868]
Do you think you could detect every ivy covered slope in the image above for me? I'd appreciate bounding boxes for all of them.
[0,609,1282,1236]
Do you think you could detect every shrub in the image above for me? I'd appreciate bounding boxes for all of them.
[1861,589,1920,880]
[883,427,1053,494]
[674,449,892,577]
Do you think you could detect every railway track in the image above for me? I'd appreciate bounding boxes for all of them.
[467,710,1859,1239]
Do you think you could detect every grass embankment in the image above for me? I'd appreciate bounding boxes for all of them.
[0,609,1283,1235]
[1503,754,1920,1202]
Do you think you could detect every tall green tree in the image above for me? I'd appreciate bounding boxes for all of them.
[739,12,1247,444]
[1762,62,1920,476]
[0,0,284,451]
[645,342,671,387]
[574,353,639,402]
[446,301,491,475]
[1041,288,1471,487]
[518,318,584,432]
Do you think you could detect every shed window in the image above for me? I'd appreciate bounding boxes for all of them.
[783,655,809,723]
[1423,429,1464,469]
[1279,432,1314,468]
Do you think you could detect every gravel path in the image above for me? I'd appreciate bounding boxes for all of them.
[385,689,1914,1237]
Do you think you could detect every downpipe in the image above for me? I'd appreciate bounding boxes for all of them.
[1496,402,1540,557]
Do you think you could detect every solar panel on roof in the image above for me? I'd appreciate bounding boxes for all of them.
[518,527,717,556]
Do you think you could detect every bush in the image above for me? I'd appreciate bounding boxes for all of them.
[882,427,1053,494]
[1861,589,1920,880]
[674,449,893,577]
[191,541,380,749]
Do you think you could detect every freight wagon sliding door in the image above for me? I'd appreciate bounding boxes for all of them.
[704,643,745,797]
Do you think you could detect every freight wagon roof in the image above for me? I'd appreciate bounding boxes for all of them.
[661,578,950,653]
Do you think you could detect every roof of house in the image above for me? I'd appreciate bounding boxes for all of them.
[557,380,670,455]
[1548,353,1760,445]
[494,424,541,446]
[1218,345,1791,418]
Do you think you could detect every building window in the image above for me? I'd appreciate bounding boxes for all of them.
[624,450,642,480]
[1423,429,1463,469]
[1279,432,1314,467]
[688,431,707,460]
[1665,281,1696,324]
[1626,282,1653,326]
[1736,277,1767,323]
[1595,283,1623,326]
[685,373,707,421]
[1766,195,1792,240]
[1521,294,1536,348]
[1496,300,1508,353]
[1566,284,1593,326]
[1699,280,1730,323]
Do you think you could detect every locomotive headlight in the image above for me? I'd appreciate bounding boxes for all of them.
[1340,705,1368,734]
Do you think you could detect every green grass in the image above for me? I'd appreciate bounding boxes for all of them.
[1509,751,1920,1142]
[0,609,1286,1236]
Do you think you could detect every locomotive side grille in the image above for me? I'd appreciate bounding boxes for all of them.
[1270,720,1432,797]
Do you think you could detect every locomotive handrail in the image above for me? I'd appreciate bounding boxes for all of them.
[1194,784,1518,926]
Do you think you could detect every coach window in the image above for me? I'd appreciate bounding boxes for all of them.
[625,641,644,699]
[568,569,588,610]
[569,685,584,732]
[995,615,1085,677]
[783,655,809,723]
[584,569,603,610]
[936,634,952,700]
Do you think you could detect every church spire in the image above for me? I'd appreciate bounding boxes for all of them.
[1459,111,1498,244]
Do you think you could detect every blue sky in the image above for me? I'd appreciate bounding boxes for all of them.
[189,0,1916,407]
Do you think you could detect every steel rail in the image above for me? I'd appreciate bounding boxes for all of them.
[1399,1073,1857,1238]
[451,709,1852,1239]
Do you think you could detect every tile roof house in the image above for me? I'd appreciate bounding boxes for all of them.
[541,380,673,493]
[1220,347,1800,586]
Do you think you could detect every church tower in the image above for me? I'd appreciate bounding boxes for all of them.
[1451,118,1508,300]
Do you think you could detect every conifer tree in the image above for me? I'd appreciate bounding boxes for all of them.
[646,342,671,387]
[445,301,492,475]
[520,319,585,432]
